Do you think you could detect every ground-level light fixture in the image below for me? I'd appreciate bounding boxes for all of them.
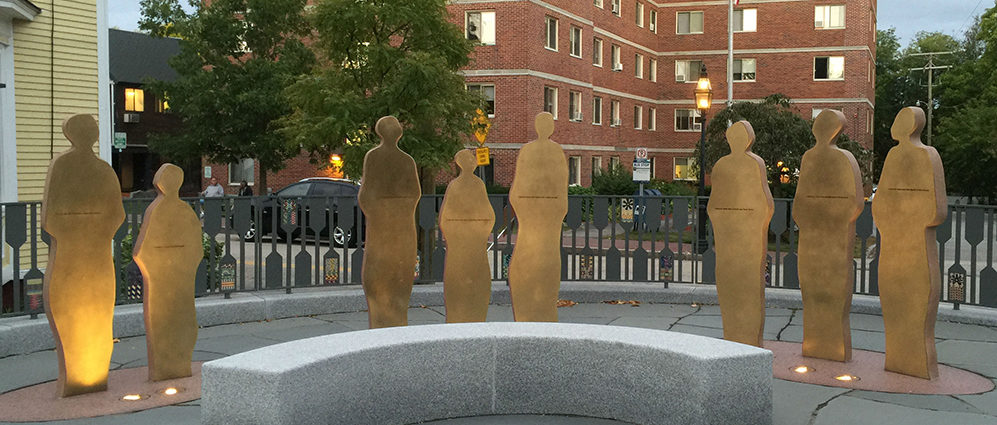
[792,365,814,374]
[834,374,859,382]
[121,394,143,401]
[163,387,179,396]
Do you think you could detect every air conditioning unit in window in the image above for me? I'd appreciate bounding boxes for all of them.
[693,122,702,131]
[123,113,140,123]
[649,23,656,32]
[612,118,621,127]
[571,112,583,121]
[676,74,686,82]
[613,63,623,72]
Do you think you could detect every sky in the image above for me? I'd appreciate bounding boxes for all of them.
[109,0,990,46]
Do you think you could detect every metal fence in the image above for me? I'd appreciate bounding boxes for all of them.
[2,195,996,317]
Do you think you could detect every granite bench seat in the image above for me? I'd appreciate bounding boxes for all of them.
[202,322,772,425]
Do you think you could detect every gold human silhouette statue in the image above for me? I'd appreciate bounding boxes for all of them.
[133,164,201,381]
[439,150,496,322]
[793,110,864,362]
[358,116,421,328]
[41,114,125,397]
[706,121,774,347]
[872,107,947,379]
[508,112,568,322]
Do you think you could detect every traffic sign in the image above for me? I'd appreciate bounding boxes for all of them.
[113,132,127,150]
[635,147,648,160]
[632,159,651,182]
[476,147,490,166]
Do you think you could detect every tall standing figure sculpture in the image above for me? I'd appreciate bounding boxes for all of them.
[359,116,421,328]
[133,164,202,381]
[508,112,568,322]
[41,114,125,397]
[707,121,774,347]
[440,150,495,323]
[793,110,864,362]
[872,106,947,379]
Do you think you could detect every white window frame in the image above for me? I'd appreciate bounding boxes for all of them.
[544,86,558,119]
[545,16,558,51]
[466,83,496,118]
[649,107,656,130]
[612,0,621,17]
[592,156,603,177]
[594,0,603,8]
[635,53,644,78]
[649,58,657,82]
[611,100,621,127]
[649,9,657,33]
[610,156,621,170]
[815,5,845,30]
[570,26,583,58]
[673,157,697,181]
[465,11,496,45]
[733,9,757,33]
[676,11,704,35]
[229,158,255,185]
[733,58,756,82]
[593,96,603,125]
[814,56,845,81]
[650,157,656,179]
[674,108,702,132]
[569,91,583,122]
[634,105,643,129]
[593,37,603,66]
[636,2,644,27]
[569,156,582,186]
[674,59,702,83]
[611,44,622,71]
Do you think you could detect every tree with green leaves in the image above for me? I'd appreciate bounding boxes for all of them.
[695,94,871,198]
[139,0,315,191]
[279,0,481,193]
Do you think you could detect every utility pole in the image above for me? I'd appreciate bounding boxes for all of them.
[908,51,953,146]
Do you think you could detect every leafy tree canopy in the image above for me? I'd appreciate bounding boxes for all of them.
[280,0,481,191]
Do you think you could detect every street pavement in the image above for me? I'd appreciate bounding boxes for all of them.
[2,301,997,424]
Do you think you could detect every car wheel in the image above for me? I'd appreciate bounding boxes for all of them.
[243,220,257,242]
[333,226,353,247]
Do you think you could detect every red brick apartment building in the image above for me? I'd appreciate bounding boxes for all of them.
[450,0,876,187]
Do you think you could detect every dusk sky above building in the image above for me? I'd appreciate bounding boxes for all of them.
[110,0,989,46]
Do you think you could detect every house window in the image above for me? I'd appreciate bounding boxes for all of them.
[592,156,603,177]
[814,56,844,80]
[635,53,644,78]
[569,91,583,122]
[544,86,558,118]
[675,60,702,82]
[570,26,582,57]
[612,0,621,16]
[649,10,657,32]
[611,44,622,70]
[815,5,845,29]
[610,100,621,126]
[593,37,603,66]
[545,16,558,50]
[610,156,621,170]
[674,157,696,181]
[466,84,496,117]
[229,158,255,185]
[676,11,703,34]
[594,0,603,7]
[466,11,496,44]
[635,2,644,27]
[124,88,144,112]
[593,96,603,125]
[634,105,643,129]
[569,156,581,186]
[649,58,657,82]
[733,9,757,32]
[650,157,657,179]
[733,59,756,81]
[648,107,656,130]
[675,109,702,131]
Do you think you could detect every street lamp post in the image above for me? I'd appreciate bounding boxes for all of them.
[694,64,713,254]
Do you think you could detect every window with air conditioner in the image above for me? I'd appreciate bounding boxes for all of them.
[594,0,603,8]
[593,37,603,66]
[733,58,756,81]
[611,100,621,127]
[674,157,697,181]
[612,44,622,71]
[733,9,757,32]
[612,0,621,16]
[675,60,702,82]
[125,88,144,112]
[544,86,558,118]
[675,109,702,132]
[649,10,657,32]
[593,96,603,125]
[635,53,643,78]
[545,16,558,50]
[466,84,496,117]
[815,5,845,29]
[466,11,496,45]
[569,91,583,122]
[676,11,703,34]
[814,56,844,80]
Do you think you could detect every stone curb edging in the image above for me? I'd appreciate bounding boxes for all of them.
[201,322,773,425]
[1,282,994,358]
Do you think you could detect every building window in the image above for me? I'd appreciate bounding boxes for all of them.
[634,105,643,129]
[733,9,757,32]
[611,100,621,127]
[635,53,644,78]
[733,58,756,81]
[569,91,583,122]
[569,26,583,57]
[675,109,702,131]
[815,5,845,29]
[675,60,702,82]
[674,157,696,181]
[676,11,703,34]
[544,86,558,118]
[650,157,657,179]
[594,0,603,8]
[611,44,622,71]
[612,0,621,17]
[814,56,844,80]
[569,156,581,186]
[649,10,657,32]
[466,11,496,45]
[229,158,255,185]
[593,96,603,125]
[635,2,644,27]
[649,58,657,82]
[610,156,621,170]
[155,96,169,113]
[648,107,656,130]
[124,88,144,112]
[545,16,558,50]
[467,84,496,117]
[593,37,603,66]
[592,156,603,178]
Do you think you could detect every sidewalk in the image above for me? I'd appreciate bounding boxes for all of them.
[2,301,996,424]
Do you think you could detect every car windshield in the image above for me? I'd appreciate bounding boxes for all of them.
[278,183,311,198]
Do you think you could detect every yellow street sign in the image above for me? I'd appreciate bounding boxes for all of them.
[476,147,490,166]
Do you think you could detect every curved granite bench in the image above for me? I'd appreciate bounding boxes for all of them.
[202,322,772,425]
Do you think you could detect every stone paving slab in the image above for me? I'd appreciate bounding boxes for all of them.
[813,394,997,425]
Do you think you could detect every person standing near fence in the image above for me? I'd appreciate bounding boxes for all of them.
[202,177,224,197]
